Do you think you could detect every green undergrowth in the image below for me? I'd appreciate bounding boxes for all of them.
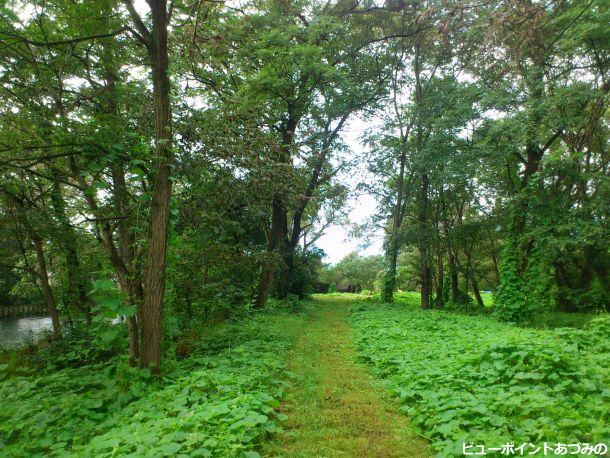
[522,311,598,329]
[391,291,596,328]
[0,304,311,457]
[348,301,610,457]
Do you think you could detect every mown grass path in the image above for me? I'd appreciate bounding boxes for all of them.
[261,295,429,457]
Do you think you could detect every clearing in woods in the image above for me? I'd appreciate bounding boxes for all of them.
[262,295,430,457]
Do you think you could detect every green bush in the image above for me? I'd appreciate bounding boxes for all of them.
[441,280,473,309]
[268,294,306,313]
[33,321,127,370]
[0,310,306,457]
[578,278,609,312]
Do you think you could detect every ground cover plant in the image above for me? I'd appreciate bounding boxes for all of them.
[0,0,608,455]
[0,306,309,457]
[349,295,610,457]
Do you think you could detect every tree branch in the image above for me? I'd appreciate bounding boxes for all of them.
[540,128,563,155]
[0,27,129,47]
[122,0,152,47]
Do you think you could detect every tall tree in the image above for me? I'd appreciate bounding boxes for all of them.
[122,0,173,371]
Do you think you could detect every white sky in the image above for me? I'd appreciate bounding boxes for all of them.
[314,118,385,264]
[315,193,383,264]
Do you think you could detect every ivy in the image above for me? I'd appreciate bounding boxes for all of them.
[494,238,531,322]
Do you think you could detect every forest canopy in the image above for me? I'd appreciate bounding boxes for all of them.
[0,0,608,379]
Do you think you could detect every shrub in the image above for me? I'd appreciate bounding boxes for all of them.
[0,308,307,457]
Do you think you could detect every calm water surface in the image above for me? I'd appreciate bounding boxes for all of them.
[0,316,53,347]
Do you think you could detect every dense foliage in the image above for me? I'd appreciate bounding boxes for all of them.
[0,0,607,372]
[0,305,308,457]
[0,0,607,454]
[349,294,609,457]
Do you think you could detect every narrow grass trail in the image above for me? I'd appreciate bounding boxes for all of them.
[262,295,429,458]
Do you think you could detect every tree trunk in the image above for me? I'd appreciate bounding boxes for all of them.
[32,238,61,338]
[140,0,172,373]
[102,34,142,366]
[256,197,285,307]
[414,44,430,310]
[448,250,458,302]
[78,173,142,365]
[440,190,458,303]
[255,123,295,307]
[435,218,444,308]
[444,210,458,304]
[470,270,484,308]
[419,174,431,309]
[125,281,143,365]
[66,28,143,365]
[282,158,321,297]
[435,251,444,308]
[511,55,546,262]
[382,144,408,303]
[112,163,141,365]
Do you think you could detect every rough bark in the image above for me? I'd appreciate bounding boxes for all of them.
[139,0,173,373]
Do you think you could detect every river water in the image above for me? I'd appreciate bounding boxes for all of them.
[0,316,53,347]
